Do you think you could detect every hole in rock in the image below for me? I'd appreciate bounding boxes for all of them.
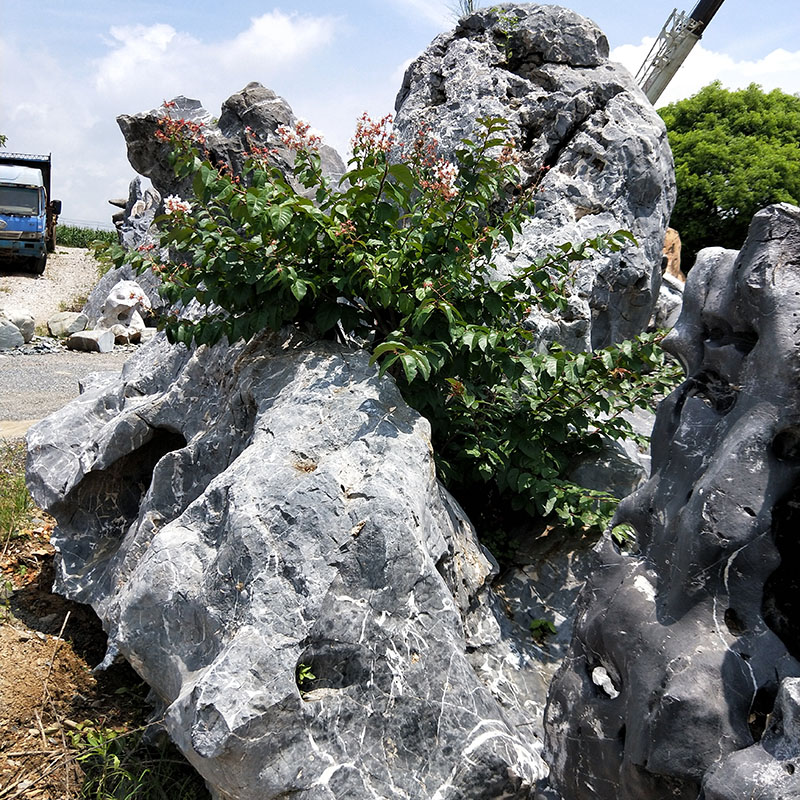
[747,685,777,742]
[685,370,738,415]
[64,428,188,542]
[429,72,446,106]
[762,486,800,660]
[743,506,756,517]
[520,124,537,152]
[724,608,747,636]
[297,641,371,692]
[772,428,800,464]
[701,320,758,353]
[785,763,796,775]
[617,724,626,746]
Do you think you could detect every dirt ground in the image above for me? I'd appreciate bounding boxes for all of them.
[0,247,104,326]
[0,505,154,799]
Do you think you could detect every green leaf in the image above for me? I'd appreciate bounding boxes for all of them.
[399,353,419,383]
[290,280,308,301]
[268,204,293,232]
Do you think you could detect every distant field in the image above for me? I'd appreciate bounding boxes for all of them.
[58,224,117,248]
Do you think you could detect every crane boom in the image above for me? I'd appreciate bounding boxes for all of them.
[635,0,726,104]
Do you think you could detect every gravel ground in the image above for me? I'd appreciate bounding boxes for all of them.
[0,246,105,325]
[0,348,131,423]
[0,247,131,434]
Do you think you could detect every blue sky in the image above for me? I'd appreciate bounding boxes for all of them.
[2,1,799,225]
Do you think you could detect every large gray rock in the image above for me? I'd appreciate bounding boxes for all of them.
[66,329,115,353]
[48,311,88,338]
[545,204,800,799]
[26,331,547,800]
[394,3,675,350]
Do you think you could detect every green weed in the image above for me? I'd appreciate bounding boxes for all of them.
[0,440,34,545]
[70,722,210,800]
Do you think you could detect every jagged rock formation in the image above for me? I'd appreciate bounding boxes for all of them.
[117,82,345,205]
[545,204,800,799]
[394,3,675,351]
[26,332,547,800]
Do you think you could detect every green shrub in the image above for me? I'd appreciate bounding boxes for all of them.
[104,112,679,537]
[0,440,33,543]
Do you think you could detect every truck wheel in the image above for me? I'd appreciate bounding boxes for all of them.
[31,254,47,275]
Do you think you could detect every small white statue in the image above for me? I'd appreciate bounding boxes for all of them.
[98,280,152,344]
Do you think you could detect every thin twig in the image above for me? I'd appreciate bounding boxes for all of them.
[41,611,70,698]
[33,709,47,748]
[46,695,73,798]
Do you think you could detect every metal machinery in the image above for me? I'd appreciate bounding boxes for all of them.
[635,0,726,104]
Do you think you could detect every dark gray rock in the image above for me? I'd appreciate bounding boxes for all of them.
[117,83,345,205]
[84,178,165,327]
[650,272,683,330]
[544,204,800,799]
[26,331,547,800]
[394,3,675,350]
[116,175,161,252]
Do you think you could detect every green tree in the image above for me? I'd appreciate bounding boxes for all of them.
[659,81,800,267]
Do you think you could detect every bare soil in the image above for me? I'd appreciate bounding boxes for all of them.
[0,511,152,799]
[0,255,207,799]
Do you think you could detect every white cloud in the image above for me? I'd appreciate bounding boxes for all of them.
[611,39,800,107]
[94,12,338,111]
[0,12,339,224]
[390,0,453,30]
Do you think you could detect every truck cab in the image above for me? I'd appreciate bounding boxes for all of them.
[0,153,61,275]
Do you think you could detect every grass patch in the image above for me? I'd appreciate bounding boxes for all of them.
[0,439,34,547]
[59,225,117,249]
[59,293,90,314]
[71,721,210,800]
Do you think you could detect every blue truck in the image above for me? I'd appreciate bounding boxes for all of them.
[0,153,61,275]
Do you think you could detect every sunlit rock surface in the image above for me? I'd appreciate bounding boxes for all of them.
[27,332,547,799]
[394,3,675,350]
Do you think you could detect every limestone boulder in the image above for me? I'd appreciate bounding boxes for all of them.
[96,280,151,343]
[26,331,547,800]
[545,204,800,799]
[394,3,675,350]
[66,329,115,353]
[48,311,88,338]
[0,317,24,349]
[0,304,35,343]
